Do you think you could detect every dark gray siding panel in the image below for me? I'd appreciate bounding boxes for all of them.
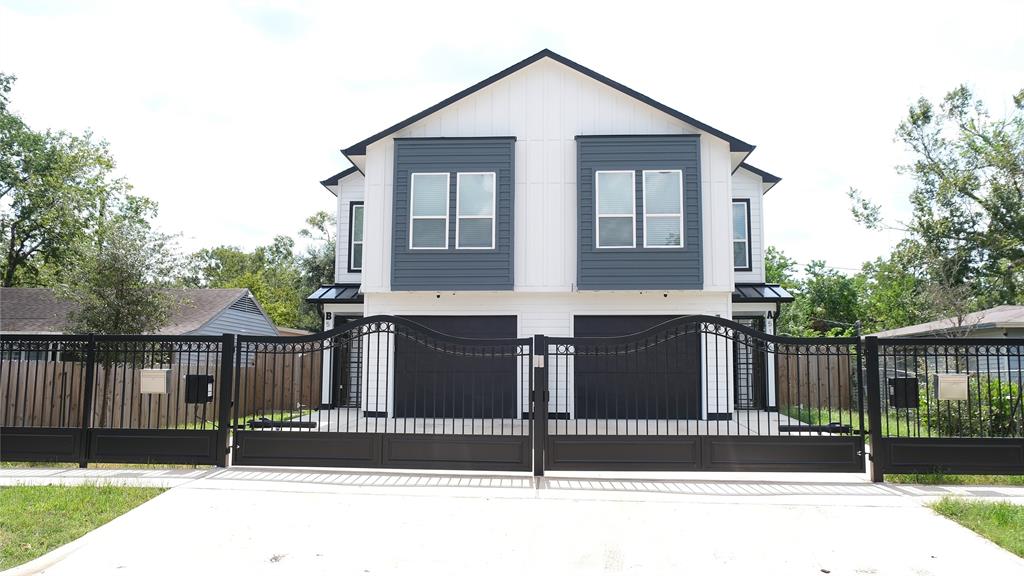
[192,307,278,337]
[577,135,702,290]
[392,138,515,291]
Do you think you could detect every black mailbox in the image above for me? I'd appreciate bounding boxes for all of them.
[185,374,215,403]
[888,377,920,409]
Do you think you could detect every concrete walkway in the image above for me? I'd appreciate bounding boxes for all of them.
[4,467,1024,575]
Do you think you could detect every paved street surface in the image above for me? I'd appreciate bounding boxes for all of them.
[4,467,1024,575]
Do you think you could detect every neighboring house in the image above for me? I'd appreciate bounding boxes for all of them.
[311,49,793,414]
[872,305,1024,338]
[0,287,278,343]
[872,305,1024,385]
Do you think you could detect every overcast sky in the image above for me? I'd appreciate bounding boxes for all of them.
[1,0,1021,273]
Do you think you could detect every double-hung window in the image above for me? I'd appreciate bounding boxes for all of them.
[732,199,751,270]
[410,173,450,249]
[348,202,364,271]
[642,170,683,248]
[456,172,496,249]
[595,170,636,248]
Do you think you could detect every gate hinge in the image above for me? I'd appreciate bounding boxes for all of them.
[533,354,545,368]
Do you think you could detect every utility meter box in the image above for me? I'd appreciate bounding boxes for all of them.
[888,377,920,409]
[935,373,969,401]
[140,369,171,395]
[185,374,215,404]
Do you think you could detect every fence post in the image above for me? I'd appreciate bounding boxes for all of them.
[78,334,97,468]
[864,336,884,482]
[532,334,548,477]
[216,333,235,468]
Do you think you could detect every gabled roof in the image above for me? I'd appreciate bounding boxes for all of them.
[340,49,756,159]
[0,287,269,335]
[871,305,1024,337]
[737,162,782,194]
[319,166,359,194]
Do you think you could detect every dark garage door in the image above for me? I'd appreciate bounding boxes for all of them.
[394,316,518,418]
[573,316,701,419]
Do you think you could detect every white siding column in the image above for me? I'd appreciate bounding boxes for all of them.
[766,313,777,409]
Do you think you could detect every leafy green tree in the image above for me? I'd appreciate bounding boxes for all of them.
[850,85,1024,307]
[0,73,138,287]
[765,246,798,289]
[298,210,336,290]
[62,198,178,335]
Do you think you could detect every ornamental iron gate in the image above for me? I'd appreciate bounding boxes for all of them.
[536,316,866,473]
[230,317,533,471]
[3,317,1023,479]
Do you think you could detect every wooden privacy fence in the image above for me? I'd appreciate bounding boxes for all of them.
[776,349,855,410]
[1,352,324,429]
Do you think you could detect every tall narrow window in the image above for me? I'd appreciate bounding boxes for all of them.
[642,170,683,248]
[410,173,449,249]
[456,172,496,249]
[348,202,364,271]
[732,199,751,270]
[595,170,636,248]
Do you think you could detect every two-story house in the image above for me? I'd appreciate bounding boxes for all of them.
[310,49,792,417]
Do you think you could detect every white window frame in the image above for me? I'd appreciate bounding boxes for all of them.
[595,170,636,249]
[409,172,450,250]
[732,199,751,270]
[455,172,497,250]
[642,169,684,248]
[349,203,364,271]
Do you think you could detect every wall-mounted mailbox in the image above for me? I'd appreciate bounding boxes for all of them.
[140,369,171,394]
[185,374,215,404]
[888,377,920,409]
[935,373,969,401]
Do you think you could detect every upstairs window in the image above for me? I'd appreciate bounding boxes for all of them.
[595,170,636,248]
[642,170,683,248]
[410,173,449,249]
[732,199,751,270]
[456,172,496,249]
[349,202,364,271]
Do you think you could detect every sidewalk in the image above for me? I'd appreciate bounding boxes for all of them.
[4,467,1024,575]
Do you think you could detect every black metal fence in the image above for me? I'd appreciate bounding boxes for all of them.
[2,318,1022,478]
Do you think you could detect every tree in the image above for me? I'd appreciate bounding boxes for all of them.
[1,72,141,287]
[298,210,336,290]
[849,85,1024,307]
[187,235,316,330]
[62,197,179,335]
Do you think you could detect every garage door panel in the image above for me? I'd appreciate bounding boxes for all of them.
[394,316,518,419]
[574,316,701,419]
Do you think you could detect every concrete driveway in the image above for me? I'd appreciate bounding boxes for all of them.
[5,467,1024,575]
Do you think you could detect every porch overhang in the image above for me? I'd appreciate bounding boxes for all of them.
[732,283,794,304]
[306,284,363,304]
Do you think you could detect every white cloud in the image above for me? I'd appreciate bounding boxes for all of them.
[1,0,1021,271]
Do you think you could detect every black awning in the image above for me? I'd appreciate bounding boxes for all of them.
[306,284,363,304]
[732,283,794,303]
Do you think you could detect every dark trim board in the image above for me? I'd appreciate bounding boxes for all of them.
[706,413,733,421]
[88,429,221,465]
[342,49,755,157]
[0,427,82,462]
[363,411,388,418]
[546,435,865,472]
[233,431,382,468]
[877,437,1024,475]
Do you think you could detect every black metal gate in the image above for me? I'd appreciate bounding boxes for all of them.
[535,316,867,473]
[230,317,533,471]
[866,336,1024,479]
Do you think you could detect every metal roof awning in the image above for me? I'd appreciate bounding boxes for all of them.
[732,283,795,303]
[306,284,363,304]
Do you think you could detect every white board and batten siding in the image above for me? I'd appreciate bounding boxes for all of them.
[332,172,366,284]
[732,167,765,284]
[359,57,736,295]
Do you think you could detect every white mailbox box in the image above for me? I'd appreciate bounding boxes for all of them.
[140,369,171,394]
[934,373,969,401]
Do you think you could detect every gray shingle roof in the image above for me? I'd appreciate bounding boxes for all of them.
[0,287,254,335]
[872,305,1024,337]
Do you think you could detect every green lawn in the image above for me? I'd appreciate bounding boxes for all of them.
[0,484,165,569]
[175,409,314,430]
[780,405,937,439]
[931,497,1024,558]
[887,473,1024,486]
